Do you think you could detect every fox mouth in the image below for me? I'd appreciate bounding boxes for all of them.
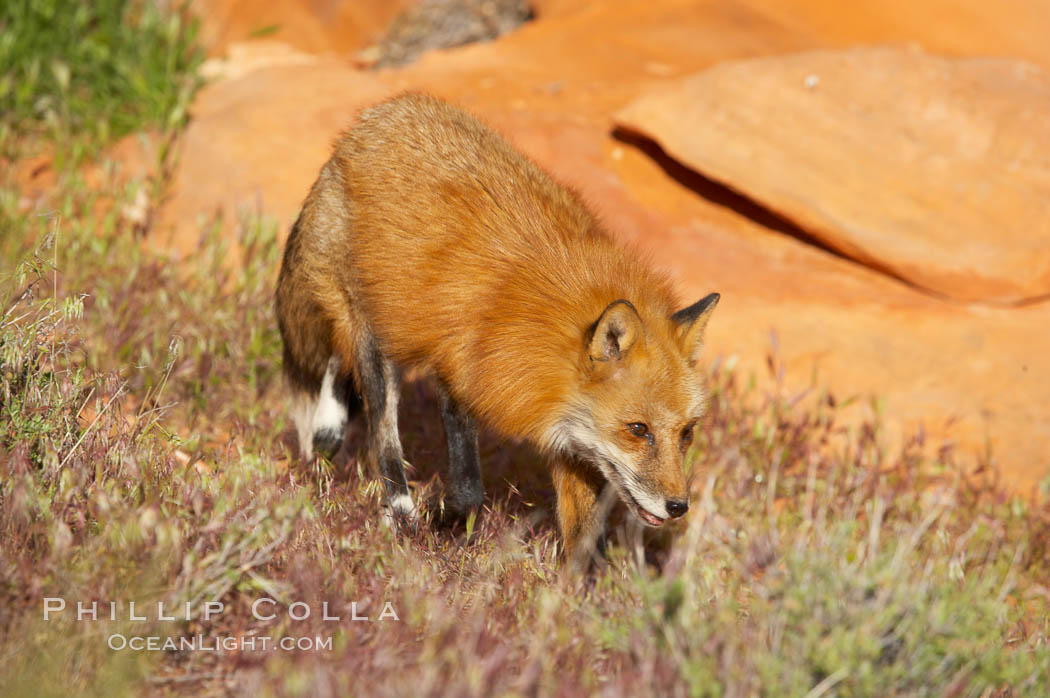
[621,488,666,527]
[569,442,669,528]
[592,456,668,527]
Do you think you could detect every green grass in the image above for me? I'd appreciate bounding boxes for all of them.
[0,0,202,160]
[1,5,1049,695]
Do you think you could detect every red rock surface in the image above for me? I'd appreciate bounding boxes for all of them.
[157,54,392,252]
[742,0,1050,69]
[191,0,413,56]
[157,0,1050,488]
[534,0,1050,69]
[615,47,1050,303]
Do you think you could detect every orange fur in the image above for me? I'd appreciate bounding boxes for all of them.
[275,93,719,564]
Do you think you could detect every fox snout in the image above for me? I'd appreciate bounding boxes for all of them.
[622,484,690,528]
[626,475,691,527]
[665,498,689,518]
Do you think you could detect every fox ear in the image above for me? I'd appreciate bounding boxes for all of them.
[672,292,720,364]
[588,300,642,363]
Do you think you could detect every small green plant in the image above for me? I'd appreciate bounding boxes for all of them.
[0,0,202,158]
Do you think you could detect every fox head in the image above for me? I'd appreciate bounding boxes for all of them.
[550,293,720,527]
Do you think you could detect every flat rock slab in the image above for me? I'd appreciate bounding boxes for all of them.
[615,47,1050,303]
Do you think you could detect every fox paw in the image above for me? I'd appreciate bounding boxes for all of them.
[380,493,418,530]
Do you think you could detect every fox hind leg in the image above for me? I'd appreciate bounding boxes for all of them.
[311,356,361,458]
[356,335,415,522]
[289,355,361,462]
[290,389,319,462]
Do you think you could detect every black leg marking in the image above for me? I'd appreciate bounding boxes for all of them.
[438,385,484,518]
[312,427,344,461]
[357,336,413,519]
[339,374,364,420]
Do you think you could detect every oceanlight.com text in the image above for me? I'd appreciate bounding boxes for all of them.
[107,634,334,652]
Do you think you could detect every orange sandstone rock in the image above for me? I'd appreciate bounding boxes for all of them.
[616,47,1050,304]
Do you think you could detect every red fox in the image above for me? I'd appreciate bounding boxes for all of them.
[275,93,719,568]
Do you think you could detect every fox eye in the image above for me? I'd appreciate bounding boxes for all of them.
[626,422,650,439]
[681,422,697,448]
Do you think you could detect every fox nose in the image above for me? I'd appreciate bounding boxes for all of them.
[666,498,689,519]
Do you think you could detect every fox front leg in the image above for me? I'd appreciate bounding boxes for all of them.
[437,384,485,520]
[551,457,612,573]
